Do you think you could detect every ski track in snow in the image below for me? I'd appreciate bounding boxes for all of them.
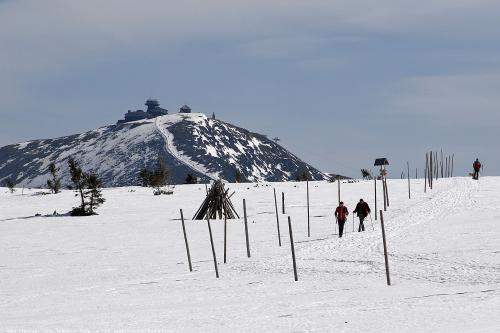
[0,177,499,332]
[154,116,218,181]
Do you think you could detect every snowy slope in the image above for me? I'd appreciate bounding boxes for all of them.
[0,177,499,332]
[0,113,327,187]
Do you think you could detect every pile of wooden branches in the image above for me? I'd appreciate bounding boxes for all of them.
[193,180,239,220]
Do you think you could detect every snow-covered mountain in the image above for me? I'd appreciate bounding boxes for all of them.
[0,113,328,187]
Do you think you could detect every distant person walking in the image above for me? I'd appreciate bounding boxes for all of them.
[335,201,349,238]
[473,158,481,180]
[353,199,371,232]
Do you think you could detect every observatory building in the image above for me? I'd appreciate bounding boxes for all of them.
[117,99,169,124]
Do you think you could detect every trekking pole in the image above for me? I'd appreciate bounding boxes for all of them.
[335,216,338,235]
[369,213,374,231]
[352,214,355,232]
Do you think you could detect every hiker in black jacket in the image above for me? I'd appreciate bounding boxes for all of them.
[353,199,371,232]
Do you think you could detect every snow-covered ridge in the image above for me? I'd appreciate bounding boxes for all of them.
[0,112,328,187]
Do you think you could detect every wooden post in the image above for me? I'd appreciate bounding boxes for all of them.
[407,161,411,199]
[206,215,219,278]
[385,177,390,207]
[415,168,417,180]
[307,180,310,237]
[224,213,227,263]
[243,199,250,258]
[429,151,433,189]
[273,188,282,247]
[424,153,428,193]
[287,216,298,282]
[379,210,391,286]
[205,183,209,195]
[381,167,387,212]
[451,154,454,177]
[337,175,341,206]
[180,209,193,272]
[282,192,285,214]
[441,149,444,178]
[374,177,378,220]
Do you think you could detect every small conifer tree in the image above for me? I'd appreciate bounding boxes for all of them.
[185,173,198,184]
[47,162,61,193]
[3,179,16,193]
[84,172,105,215]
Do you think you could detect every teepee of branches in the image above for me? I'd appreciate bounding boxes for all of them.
[193,180,239,220]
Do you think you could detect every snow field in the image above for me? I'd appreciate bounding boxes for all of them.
[0,177,499,332]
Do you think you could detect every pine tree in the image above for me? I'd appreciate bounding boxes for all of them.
[151,160,170,194]
[361,169,373,180]
[185,173,198,184]
[3,179,16,193]
[139,168,153,187]
[84,172,105,215]
[234,169,247,183]
[68,157,86,214]
[47,162,61,194]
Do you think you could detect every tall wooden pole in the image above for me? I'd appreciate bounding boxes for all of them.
[206,215,219,278]
[223,213,227,264]
[381,167,387,211]
[282,192,285,214]
[243,199,250,258]
[441,149,444,178]
[407,161,411,199]
[287,216,298,282]
[337,175,341,206]
[306,180,310,237]
[380,210,391,286]
[429,151,433,189]
[384,175,390,207]
[374,177,378,220]
[273,188,281,247]
[424,153,428,193]
[451,154,454,177]
[180,209,192,272]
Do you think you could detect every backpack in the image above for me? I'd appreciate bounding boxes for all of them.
[336,206,347,221]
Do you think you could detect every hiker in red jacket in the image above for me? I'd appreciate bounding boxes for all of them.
[353,199,371,232]
[473,158,481,180]
[335,201,349,238]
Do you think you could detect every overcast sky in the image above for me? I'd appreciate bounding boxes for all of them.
[1,0,499,177]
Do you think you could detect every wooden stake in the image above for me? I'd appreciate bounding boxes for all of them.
[374,177,378,220]
[424,153,428,193]
[379,210,391,286]
[337,175,341,206]
[180,209,192,272]
[282,192,285,214]
[451,154,454,177]
[206,215,219,278]
[273,188,282,247]
[407,161,411,199]
[385,177,390,207]
[224,213,227,263]
[307,180,310,237]
[243,199,250,258]
[288,216,298,282]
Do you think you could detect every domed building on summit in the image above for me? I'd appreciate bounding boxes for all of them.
[117,99,169,124]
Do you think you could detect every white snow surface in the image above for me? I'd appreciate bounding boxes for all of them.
[1,177,499,332]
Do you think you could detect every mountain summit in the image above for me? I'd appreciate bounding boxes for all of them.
[0,110,328,187]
